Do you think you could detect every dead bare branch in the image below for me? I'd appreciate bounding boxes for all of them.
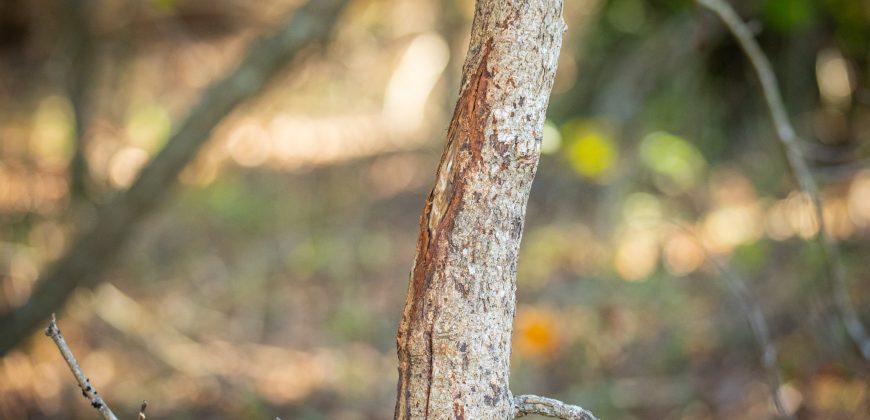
[672,222,793,419]
[710,257,793,419]
[694,0,870,360]
[513,394,598,420]
[138,401,148,420]
[44,314,120,420]
[0,0,348,356]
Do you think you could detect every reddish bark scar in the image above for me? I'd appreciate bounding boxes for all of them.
[396,38,495,417]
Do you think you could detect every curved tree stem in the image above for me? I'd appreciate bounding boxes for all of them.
[513,394,598,420]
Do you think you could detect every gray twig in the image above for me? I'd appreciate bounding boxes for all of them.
[513,394,598,420]
[674,222,792,418]
[695,0,870,359]
[138,400,148,420]
[44,314,120,420]
[710,259,793,418]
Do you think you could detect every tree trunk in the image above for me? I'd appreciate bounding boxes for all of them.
[394,1,564,419]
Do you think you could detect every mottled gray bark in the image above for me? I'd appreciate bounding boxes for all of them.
[395,0,564,418]
[513,395,597,420]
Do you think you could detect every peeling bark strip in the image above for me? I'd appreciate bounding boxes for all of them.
[395,1,565,419]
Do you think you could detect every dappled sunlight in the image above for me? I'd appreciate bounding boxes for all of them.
[541,120,563,154]
[613,227,659,281]
[0,282,399,418]
[765,198,795,241]
[816,48,853,108]
[701,202,764,253]
[383,33,450,134]
[178,152,221,187]
[200,107,440,177]
[3,251,39,309]
[776,383,804,418]
[108,146,150,188]
[662,229,705,276]
[227,120,272,168]
[783,191,820,239]
[31,96,74,167]
[0,0,868,418]
[622,192,663,230]
[811,376,867,414]
[0,166,67,214]
[125,103,172,151]
[822,197,853,240]
[848,169,870,227]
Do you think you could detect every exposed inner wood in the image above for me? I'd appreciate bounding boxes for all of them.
[394,1,564,418]
[396,40,493,419]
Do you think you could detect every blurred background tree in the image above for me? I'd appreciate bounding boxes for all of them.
[0,0,867,418]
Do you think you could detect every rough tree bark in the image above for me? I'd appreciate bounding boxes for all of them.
[395,0,564,418]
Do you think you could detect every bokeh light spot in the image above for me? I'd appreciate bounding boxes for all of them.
[562,120,617,180]
[541,120,562,154]
[640,131,706,193]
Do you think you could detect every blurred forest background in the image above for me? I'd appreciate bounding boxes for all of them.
[0,0,868,418]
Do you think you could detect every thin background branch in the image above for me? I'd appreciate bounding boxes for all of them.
[44,314,120,420]
[0,0,348,356]
[708,259,792,418]
[694,0,870,360]
[138,401,147,420]
[673,222,793,419]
